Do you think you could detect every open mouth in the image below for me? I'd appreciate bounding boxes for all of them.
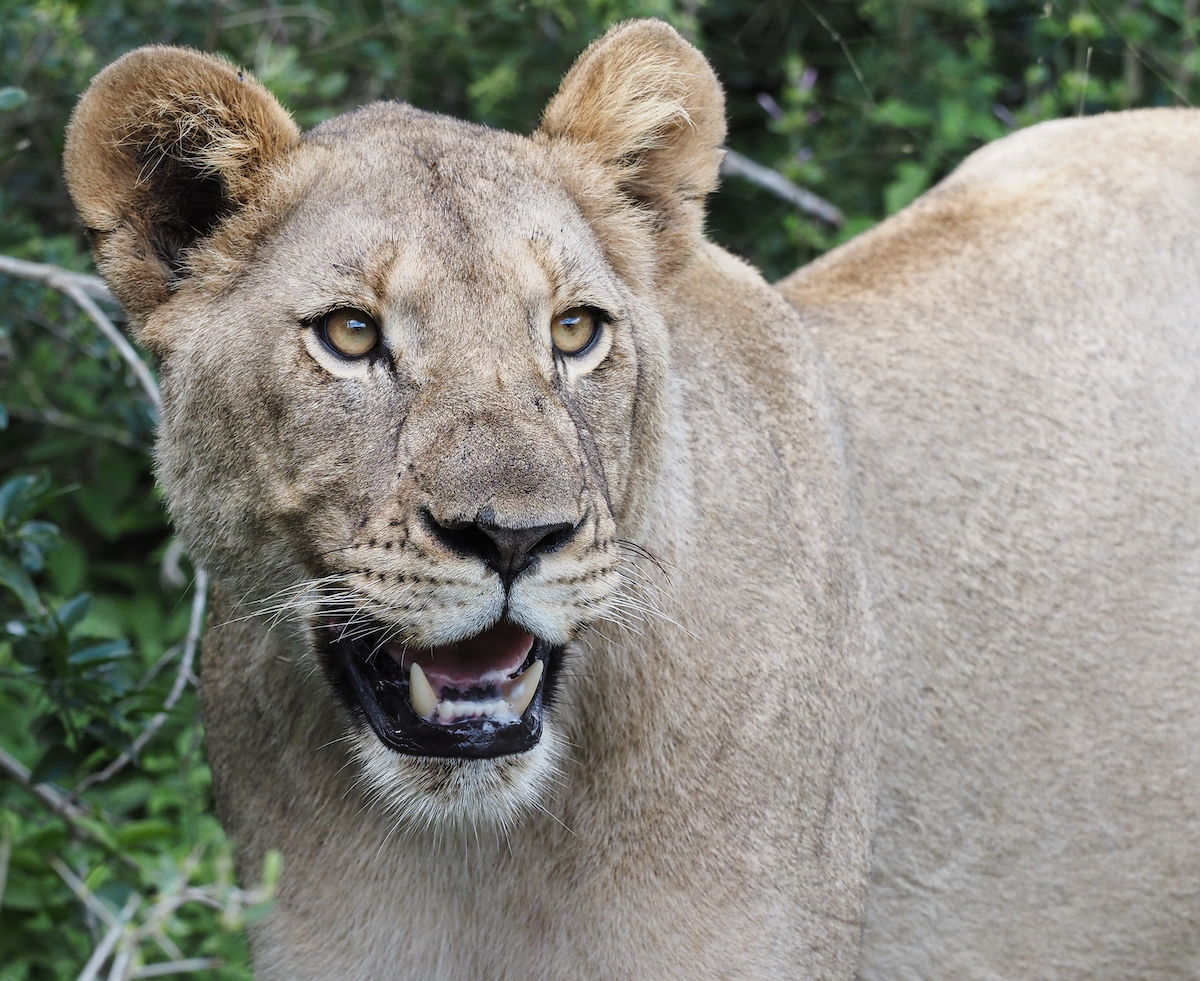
[322,617,556,758]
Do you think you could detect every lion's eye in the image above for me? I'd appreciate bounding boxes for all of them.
[321,309,380,358]
[550,307,599,356]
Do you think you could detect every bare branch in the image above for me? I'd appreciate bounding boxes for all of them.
[49,855,119,929]
[0,254,115,304]
[720,149,845,227]
[73,570,210,796]
[0,745,90,821]
[7,405,142,449]
[0,823,11,914]
[0,254,161,411]
[61,282,161,411]
[130,961,222,979]
[77,893,140,981]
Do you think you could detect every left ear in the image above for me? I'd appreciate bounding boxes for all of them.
[537,19,726,280]
[63,45,300,329]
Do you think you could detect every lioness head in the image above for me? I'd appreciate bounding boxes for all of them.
[63,20,725,827]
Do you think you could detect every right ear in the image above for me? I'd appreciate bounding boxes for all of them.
[63,46,300,325]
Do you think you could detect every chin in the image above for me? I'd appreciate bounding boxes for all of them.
[349,718,567,836]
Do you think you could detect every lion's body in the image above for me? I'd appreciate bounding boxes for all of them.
[780,109,1200,978]
[63,23,1200,980]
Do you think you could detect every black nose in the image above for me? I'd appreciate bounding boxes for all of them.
[423,512,578,585]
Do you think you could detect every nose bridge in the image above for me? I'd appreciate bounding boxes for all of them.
[403,374,587,528]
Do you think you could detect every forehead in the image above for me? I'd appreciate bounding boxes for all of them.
[264,103,604,303]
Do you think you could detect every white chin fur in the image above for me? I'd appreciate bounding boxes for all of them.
[350,721,563,836]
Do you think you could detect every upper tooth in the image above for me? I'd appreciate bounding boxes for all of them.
[506,659,543,717]
[409,663,437,720]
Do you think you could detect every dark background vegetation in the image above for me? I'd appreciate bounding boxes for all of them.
[0,1,1194,976]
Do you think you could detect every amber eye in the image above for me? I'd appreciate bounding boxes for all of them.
[321,309,380,358]
[550,307,599,356]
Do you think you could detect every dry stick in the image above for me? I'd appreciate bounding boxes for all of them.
[7,404,141,449]
[0,823,11,914]
[1078,0,1192,106]
[799,0,875,108]
[4,756,143,870]
[49,855,119,929]
[0,254,114,303]
[720,149,845,227]
[62,282,161,412]
[1078,46,1093,116]
[0,255,160,411]
[77,893,140,981]
[130,961,222,979]
[0,746,90,821]
[73,569,210,797]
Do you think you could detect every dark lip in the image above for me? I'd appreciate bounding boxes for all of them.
[320,618,556,759]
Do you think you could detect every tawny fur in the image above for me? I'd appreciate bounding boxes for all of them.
[63,18,1200,981]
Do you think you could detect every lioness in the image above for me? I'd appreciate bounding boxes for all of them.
[64,19,1200,980]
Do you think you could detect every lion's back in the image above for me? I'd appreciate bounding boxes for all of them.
[779,108,1200,978]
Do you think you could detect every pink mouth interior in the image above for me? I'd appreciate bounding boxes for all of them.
[387,622,535,695]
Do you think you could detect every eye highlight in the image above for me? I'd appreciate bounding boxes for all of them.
[321,309,380,358]
[550,307,600,356]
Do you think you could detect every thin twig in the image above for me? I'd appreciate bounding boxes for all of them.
[1078,46,1093,116]
[0,254,161,411]
[6,760,139,867]
[799,0,875,107]
[720,149,845,226]
[130,961,222,979]
[0,745,89,821]
[49,855,118,929]
[62,282,161,411]
[0,254,114,303]
[73,570,209,796]
[1074,0,1192,106]
[220,4,331,27]
[77,893,140,981]
[7,405,142,449]
[0,823,11,913]
[106,944,132,981]
[135,643,182,693]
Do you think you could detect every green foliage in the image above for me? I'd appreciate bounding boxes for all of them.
[0,0,1197,976]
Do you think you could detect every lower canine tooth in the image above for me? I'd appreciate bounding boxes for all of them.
[507,660,544,717]
[409,663,437,719]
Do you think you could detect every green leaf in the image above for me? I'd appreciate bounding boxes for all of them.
[67,638,130,666]
[0,553,40,614]
[884,161,934,216]
[29,744,76,784]
[83,865,113,892]
[116,819,176,847]
[54,593,92,632]
[262,848,283,887]
[72,816,120,851]
[240,897,277,925]
[0,473,47,527]
[0,86,27,111]
[0,402,8,430]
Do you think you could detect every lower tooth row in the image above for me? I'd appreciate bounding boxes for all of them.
[408,659,543,722]
[437,698,508,721]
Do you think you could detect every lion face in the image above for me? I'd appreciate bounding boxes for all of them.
[63,25,724,826]
[155,108,673,823]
